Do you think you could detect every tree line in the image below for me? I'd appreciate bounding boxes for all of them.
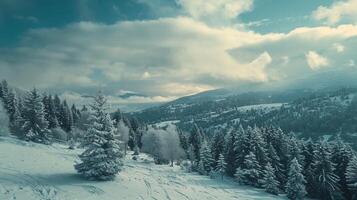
[179,125,357,200]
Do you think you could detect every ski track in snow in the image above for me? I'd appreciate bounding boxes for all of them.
[0,137,287,200]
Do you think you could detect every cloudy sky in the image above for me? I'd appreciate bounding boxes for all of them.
[1,0,357,108]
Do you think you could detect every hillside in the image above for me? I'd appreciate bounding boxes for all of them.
[131,88,357,149]
[0,136,286,200]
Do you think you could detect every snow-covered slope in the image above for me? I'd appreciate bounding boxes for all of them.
[0,136,286,200]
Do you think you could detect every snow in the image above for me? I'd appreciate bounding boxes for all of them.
[236,103,284,113]
[153,120,180,128]
[0,136,287,200]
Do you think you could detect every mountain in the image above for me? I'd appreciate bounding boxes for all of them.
[130,87,357,149]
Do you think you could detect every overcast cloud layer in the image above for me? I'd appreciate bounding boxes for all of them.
[1,0,357,108]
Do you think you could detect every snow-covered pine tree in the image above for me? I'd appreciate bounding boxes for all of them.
[286,157,307,200]
[251,126,268,167]
[266,143,284,188]
[331,136,354,200]
[261,162,280,195]
[60,100,73,132]
[22,88,49,143]
[216,153,226,180]
[0,80,9,104]
[43,95,59,129]
[210,131,225,168]
[198,140,214,175]
[225,128,241,176]
[74,92,123,181]
[177,128,189,158]
[242,151,262,187]
[53,95,62,122]
[189,124,203,166]
[232,125,246,172]
[0,100,9,136]
[313,141,340,200]
[287,137,304,166]
[234,167,245,185]
[346,156,357,199]
[301,140,316,197]
[71,104,80,126]
[10,101,23,136]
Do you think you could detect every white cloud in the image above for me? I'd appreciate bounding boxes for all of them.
[305,51,329,70]
[0,17,280,97]
[333,43,345,52]
[313,0,357,24]
[176,0,253,24]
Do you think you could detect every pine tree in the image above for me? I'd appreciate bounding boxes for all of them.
[177,129,189,158]
[242,151,262,187]
[60,100,73,132]
[74,92,123,180]
[53,95,62,125]
[0,80,9,104]
[216,153,226,180]
[234,167,245,185]
[313,141,340,200]
[301,140,316,197]
[22,88,49,143]
[210,131,225,168]
[266,143,284,187]
[331,136,354,200]
[71,104,80,126]
[262,162,280,195]
[189,124,203,166]
[198,140,214,175]
[43,95,59,129]
[286,158,307,200]
[225,128,241,176]
[346,156,357,199]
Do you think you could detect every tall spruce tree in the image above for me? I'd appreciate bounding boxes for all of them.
[22,88,49,143]
[210,131,225,168]
[74,92,123,180]
[286,158,307,200]
[313,141,340,200]
[346,156,357,199]
[216,153,227,180]
[331,136,354,200]
[262,162,280,195]
[241,151,262,187]
[43,95,59,129]
[198,140,214,175]
[188,124,203,166]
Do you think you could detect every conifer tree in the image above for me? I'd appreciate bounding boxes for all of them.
[346,156,357,199]
[286,158,307,200]
[198,140,214,175]
[0,80,9,103]
[225,129,241,176]
[234,167,245,185]
[301,140,316,197]
[267,143,284,187]
[22,88,49,143]
[210,131,225,167]
[74,92,123,180]
[242,151,262,187]
[189,124,203,166]
[71,104,80,125]
[262,162,280,195]
[313,141,339,200]
[43,95,59,129]
[331,136,354,200]
[216,153,226,180]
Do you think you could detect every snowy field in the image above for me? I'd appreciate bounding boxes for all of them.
[0,136,286,200]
